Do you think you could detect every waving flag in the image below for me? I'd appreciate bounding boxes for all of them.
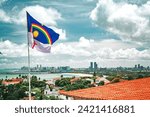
[27,12,59,53]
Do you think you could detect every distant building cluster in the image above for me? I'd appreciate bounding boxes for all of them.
[134,64,150,70]
[21,65,73,73]
[20,63,150,74]
[89,62,98,72]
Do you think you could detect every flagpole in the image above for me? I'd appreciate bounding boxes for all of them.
[27,12,31,100]
[28,35,31,100]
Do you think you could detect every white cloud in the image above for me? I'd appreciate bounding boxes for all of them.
[0,5,67,40]
[96,48,150,59]
[53,43,92,56]
[14,5,62,26]
[0,9,10,22]
[52,37,150,60]
[0,5,62,26]
[90,0,150,44]
[1,38,150,60]
[0,40,46,57]
[78,36,94,48]
[51,27,67,40]
[0,38,150,68]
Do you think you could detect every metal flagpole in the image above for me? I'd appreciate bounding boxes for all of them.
[28,35,31,100]
[27,12,31,100]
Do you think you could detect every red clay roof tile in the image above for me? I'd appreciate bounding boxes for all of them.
[59,77,150,100]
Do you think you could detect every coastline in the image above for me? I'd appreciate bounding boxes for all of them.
[0,72,93,80]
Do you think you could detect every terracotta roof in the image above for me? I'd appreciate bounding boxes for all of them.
[2,78,23,85]
[59,77,150,100]
[70,78,80,83]
[95,77,110,84]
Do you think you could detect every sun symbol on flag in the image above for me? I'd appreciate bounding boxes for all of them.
[33,30,39,38]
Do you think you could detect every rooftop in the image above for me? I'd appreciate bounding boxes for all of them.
[2,78,23,85]
[59,77,150,100]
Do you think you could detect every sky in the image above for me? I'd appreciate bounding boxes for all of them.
[0,0,150,68]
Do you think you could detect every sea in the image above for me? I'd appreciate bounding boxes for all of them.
[0,69,92,80]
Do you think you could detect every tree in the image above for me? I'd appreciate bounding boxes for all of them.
[111,78,120,83]
[98,81,105,86]
[55,79,70,87]
[60,75,63,78]
[19,74,21,78]
[106,76,114,81]
[93,78,96,83]
[64,79,91,91]
[39,95,43,100]
[0,80,2,85]
[137,74,144,79]
[31,76,37,81]
[127,75,134,80]
[17,89,26,99]
[55,80,60,86]
[93,72,96,77]
[7,84,14,93]
[38,77,41,81]
[5,95,17,100]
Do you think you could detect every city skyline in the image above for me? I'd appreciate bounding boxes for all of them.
[20,63,150,70]
[0,0,150,68]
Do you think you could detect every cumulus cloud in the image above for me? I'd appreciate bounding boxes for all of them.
[78,36,94,48]
[51,27,67,40]
[0,5,61,26]
[0,40,46,57]
[1,37,148,60]
[96,48,150,59]
[53,37,150,60]
[90,0,150,44]
[0,5,67,40]
[52,43,91,57]
[14,5,62,26]
[0,38,150,68]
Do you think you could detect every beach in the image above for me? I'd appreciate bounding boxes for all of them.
[0,73,93,80]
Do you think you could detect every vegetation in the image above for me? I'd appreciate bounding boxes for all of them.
[64,79,91,91]
[127,75,134,80]
[98,81,105,86]
[106,76,115,81]
[111,78,120,83]
[93,72,96,77]
[0,70,150,100]
[0,75,47,100]
[55,78,71,87]
[0,84,27,100]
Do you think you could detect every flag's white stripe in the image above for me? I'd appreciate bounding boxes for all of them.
[28,32,51,53]
[34,40,51,53]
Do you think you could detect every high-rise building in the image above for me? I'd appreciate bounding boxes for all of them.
[90,62,93,72]
[138,64,140,69]
[40,64,42,69]
[135,65,137,69]
[37,64,39,69]
[94,62,98,71]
